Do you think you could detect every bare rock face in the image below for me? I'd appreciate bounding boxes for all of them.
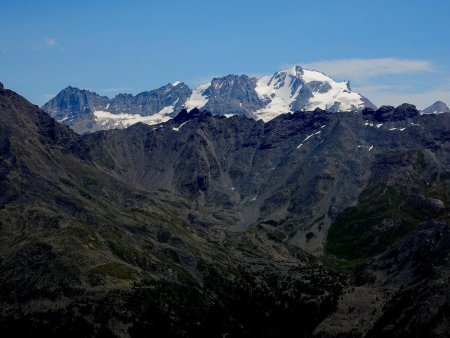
[201,75,266,117]
[42,83,193,133]
[365,103,420,122]
[41,86,110,121]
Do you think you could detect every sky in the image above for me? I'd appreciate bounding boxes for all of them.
[1,0,450,109]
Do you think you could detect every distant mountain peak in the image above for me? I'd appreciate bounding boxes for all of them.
[422,101,450,114]
[252,66,374,121]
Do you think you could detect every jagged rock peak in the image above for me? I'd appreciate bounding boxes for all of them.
[364,103,420,122]
[173,108,212,123]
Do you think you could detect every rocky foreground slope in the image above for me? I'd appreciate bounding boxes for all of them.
[1,82,449,337]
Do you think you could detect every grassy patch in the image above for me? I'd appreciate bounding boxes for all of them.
[320,255,368,271]
[326,184,426,260]
[266,229,288,242]
[91,262,139,280]
[108,240,142,262]
[58,223,102,249]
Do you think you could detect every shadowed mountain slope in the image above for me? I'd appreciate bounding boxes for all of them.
[1,82,449,337]
[0,83,345,337]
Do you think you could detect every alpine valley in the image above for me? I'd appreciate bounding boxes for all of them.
[1,75,450,338]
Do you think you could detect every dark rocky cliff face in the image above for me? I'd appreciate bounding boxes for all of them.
[42,83,192,133]
[201,75,266,117]
[362,103,420,122]
[108,82,191,116]
[41,86,109,121]
[1,84,450,337]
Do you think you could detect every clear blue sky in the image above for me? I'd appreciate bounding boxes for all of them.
[1,0,450,108]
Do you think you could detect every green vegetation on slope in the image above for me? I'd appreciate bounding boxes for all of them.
[326,151,449,262]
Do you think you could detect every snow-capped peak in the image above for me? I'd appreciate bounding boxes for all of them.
[181,64,369,122]
[253,65,366,121]
[253,67,304,121]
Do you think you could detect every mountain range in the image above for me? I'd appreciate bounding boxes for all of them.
[42,66,379,133]
[1,80,450,337]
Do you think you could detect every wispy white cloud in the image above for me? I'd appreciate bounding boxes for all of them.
[33,38,61,51]
[294,57,446,108]
[301,58,435,80]
[354,83,414,92]
[45,37,58,47]
[355,84,450,109]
